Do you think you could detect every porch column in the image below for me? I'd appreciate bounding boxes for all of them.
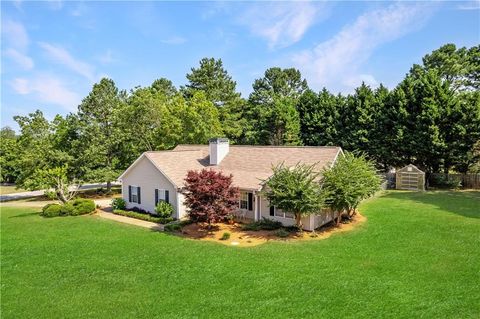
[254,194,259,221]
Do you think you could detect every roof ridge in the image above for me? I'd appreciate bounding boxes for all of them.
[145,149,204,153]
[175,144,340,149]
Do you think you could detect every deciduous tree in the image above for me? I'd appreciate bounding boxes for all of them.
[263,163,324,229]
[182,169,239,226]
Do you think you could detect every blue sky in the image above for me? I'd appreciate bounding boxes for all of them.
[1,1,479,130]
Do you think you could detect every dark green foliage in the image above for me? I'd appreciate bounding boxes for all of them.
[155,201,174,218]
[241,218,283,231]
[322,152,381,224]
[220,232,230,240]
[70,199,96,216]
[111,198,127,210]
[274,228,289,238]
[40,199,95,218]
[112,209,174,224]
[429,174,462,189]
[40,204,63,217]
[163,220,192,232]
[262,163,324,227]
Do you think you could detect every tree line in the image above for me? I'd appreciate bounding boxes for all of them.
[1,43,479,191]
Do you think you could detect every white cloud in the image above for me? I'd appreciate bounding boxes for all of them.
[38,42,96,81]
[4,48,34,70]
[11,75,80,111]
[457,1,480,10]
[1,20,29,50]
[11,78,30,94]
[291,3,436,92]
[97,49,117,64]
[238,1,328,49]
[161,36,187,45]
[47,0,63,11]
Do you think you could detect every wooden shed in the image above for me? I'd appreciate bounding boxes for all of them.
[396,164,425,191]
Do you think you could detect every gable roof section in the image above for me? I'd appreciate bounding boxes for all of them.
[120,145,342,191]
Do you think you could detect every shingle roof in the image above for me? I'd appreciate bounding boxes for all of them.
[140,145,342,190]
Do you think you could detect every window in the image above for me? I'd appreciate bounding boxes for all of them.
[129,185,141,204]
[269,206,275,216]
[155,189,170,204]
[273,208,294,219]
[240,191,248,209]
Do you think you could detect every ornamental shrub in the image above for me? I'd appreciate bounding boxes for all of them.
[71,198,96,215]
[220,232,231,240]
[155,201,174,218]
[111,198,126,210]
[41,204,62,217]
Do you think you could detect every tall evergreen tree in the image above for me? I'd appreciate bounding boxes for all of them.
[77,78,126,191]
[183,58,245,142]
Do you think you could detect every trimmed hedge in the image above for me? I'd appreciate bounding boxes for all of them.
[112,209,174,224]
[41,199,96,218]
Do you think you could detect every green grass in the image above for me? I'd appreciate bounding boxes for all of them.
[0,185,26,195]
[1,191,479,318]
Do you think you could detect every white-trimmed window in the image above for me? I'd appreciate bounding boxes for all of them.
[239,191,253,210]
[270,206,294,219]
[155,189,170,204]
[129,185,141,204]
[240,192,248,209]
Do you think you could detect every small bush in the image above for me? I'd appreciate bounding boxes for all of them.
[220,232,231,240]
[430,174,462,189]
[71,198,96,215]
[60,203,75,216]
[275,228,290,238]
[112,209,174,224]
[242,218,283,231]
[164,222,182,232]
[155,201,174,218]
[41,204,62,217]
[111,198,126,210]
[130,206,149,214]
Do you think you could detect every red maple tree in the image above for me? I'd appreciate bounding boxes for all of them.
[182,169,239,225]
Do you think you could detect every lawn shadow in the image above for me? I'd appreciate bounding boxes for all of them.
[381,190,480,219]
[9,211,40,218]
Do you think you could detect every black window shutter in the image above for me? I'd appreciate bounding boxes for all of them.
[137,186,141,204]
[155,189,159,205]
[165,190,170,204]
[270,206,275,216]
[248,193,253,211]
[128,185,132,202]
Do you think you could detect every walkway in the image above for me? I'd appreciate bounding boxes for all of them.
[96,210,164,231]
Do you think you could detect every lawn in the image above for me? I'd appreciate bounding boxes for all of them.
[0,185,26,195]
[1,191,479,318]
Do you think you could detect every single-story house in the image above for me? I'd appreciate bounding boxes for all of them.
[119,138,343,231]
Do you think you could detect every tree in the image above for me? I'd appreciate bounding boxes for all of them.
[422,43,480,91]
[249,67,308,105]
[182,169,239,226]
[77,78,126,191]
[262,163,324,229]
[321,152,381,225]
[13,111,79,202]
[0,127,19,183]
[183,58,245,142]
[25,165,79,203]
[298,88,340,146]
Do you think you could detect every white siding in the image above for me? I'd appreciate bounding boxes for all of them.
[121,156,181,218]
[260,197,314,230]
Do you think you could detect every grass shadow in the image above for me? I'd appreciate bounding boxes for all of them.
[381,190,480,219]
[9,211,40,218]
